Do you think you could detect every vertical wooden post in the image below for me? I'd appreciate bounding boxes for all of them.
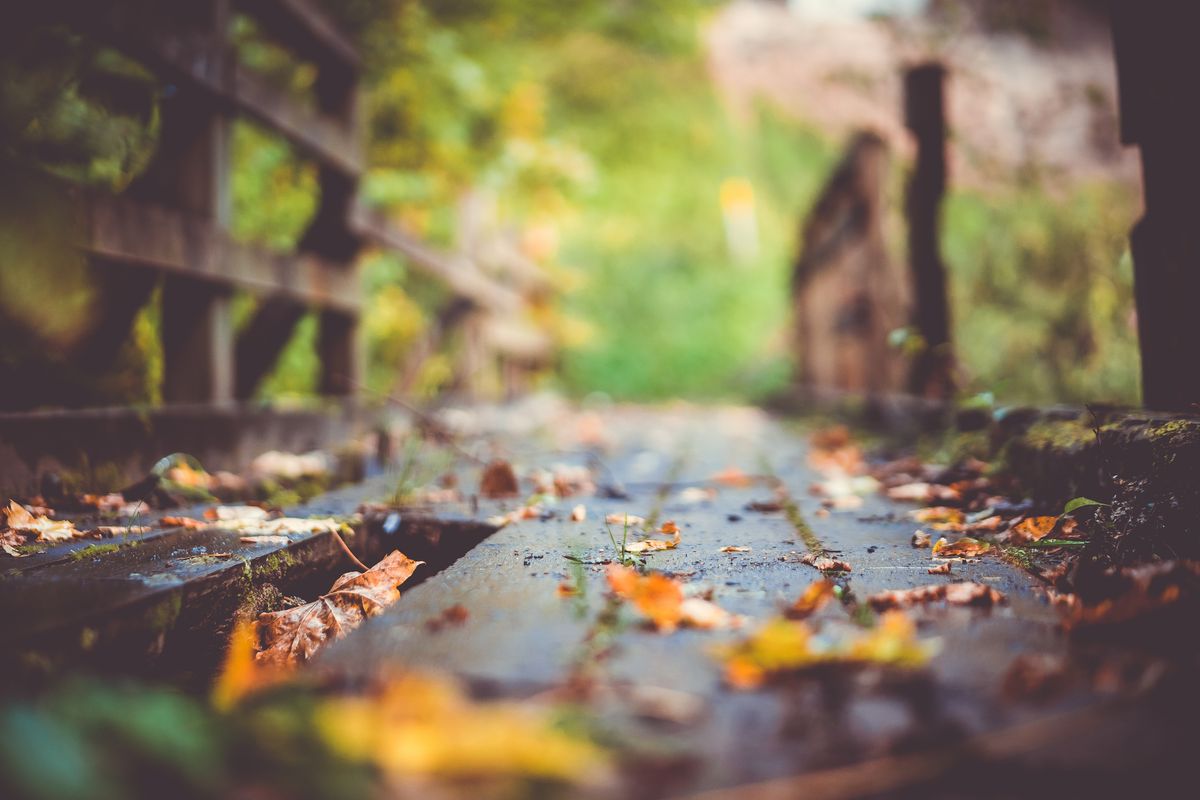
[317,310,360,397]
[1112,4,1200,411]
[904,63,955,400]
[133,0,235,405]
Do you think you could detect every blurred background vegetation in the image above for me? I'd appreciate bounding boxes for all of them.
[0,0,1142,409]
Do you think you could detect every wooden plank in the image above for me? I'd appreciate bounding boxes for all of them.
[108,27,362,175]
[162,276,235,405]
[236,0,362,72]
[350,204,526,314]
[80,193,361,313]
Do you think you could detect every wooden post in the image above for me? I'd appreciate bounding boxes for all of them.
[903,63,955,400]
[130,0,235,405]
[1112,4,1200,411]
[317,309,360,396]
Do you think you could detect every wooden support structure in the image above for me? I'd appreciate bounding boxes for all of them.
[903,63,955,400]
[1111,4,1200,412]
[791,132,910,398]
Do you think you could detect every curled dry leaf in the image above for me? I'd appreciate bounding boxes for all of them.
[487,503,543,528]
[912,530,932,548]
[798,552,852,573]
[928,562,952,575]
[256,550,423,668]
[932,536,991,558]
[4,500,80,543]
[605,512,645,528]
[622,524,680,554]
[570,504,587,522]
[787,579,837,619]
[480,459,520,499]
[1008,515,1058,544]
[720,545,751,553]
[161,516,205,530]
[868,581,1006,611]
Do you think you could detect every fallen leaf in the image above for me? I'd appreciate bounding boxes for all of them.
[606,565,735,632]
[212,620,287,709]
[1008,515,1058,544]
[480,459,520,498]
[240,535,290,545]
[161,516,205,530]
[622,523,680,553]
[886,482,960,503]
[570,504,587,522]
[3,500,80,542]
[912,530,932,548]
[2,543,27,558]
[931,536,991,558]
[720,545,751,553]
[798,552,852,572]
[315,672,610,784]
[557,581,579,597]
[256,551,423,668]
[911,506,965,526]
[605,512,645,527]
[787,579,837,619]
[928,562,951,575]
[426,604,470,632]
[93,525,152,536]
[867,582,1006,610]
[659,520,680,535]
[720,611,935,689]
[745,499,783,513]
[712,466,753,488]
[205,505,268,522]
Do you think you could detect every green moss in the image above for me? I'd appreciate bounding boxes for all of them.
[254,550,298,581]
[1023,419,1096,451]
[69,543,124,561]
[144,592,183,634]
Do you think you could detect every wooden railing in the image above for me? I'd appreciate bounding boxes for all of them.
[67,0,550,407]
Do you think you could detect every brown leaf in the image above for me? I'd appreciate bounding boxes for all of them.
[886,482,960,503]
[911,530,932,548]
[480,460,520,498]
[927,562,951,575]
[932,536,991,558]
[1008,515,1058,544]
[799,552,852,573]
[720,545,751,553]
[712,466,753,488]
[787,579,837,618]
[3,500,79,542]
[868,582,1006,611]
[256,550,423,668]
[161,516,205,530]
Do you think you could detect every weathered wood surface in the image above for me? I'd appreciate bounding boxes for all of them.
[1,402,1190,793]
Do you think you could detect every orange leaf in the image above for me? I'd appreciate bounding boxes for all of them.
[931,536,991,558]
[256,550,423,668]
[1009,515,1058,544]
[788,579,836,619]
[480,460,520,498]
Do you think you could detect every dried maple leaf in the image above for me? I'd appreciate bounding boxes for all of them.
[931,536,991,558]
[1008,515,1058,544]
[3,500,79,542]
[868,582,1005,610]
[787,579,837,619]
[798,552,852,572]
[480,460,520,498]
[256,550,423,668]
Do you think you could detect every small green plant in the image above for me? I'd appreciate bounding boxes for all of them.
[604,518,642,568]
[1063,496,1108,514]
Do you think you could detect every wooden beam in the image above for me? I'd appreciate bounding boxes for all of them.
[236,0,361,72]
[903,63,955,400]
[80,193,361,313]
[350,204,525,314]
